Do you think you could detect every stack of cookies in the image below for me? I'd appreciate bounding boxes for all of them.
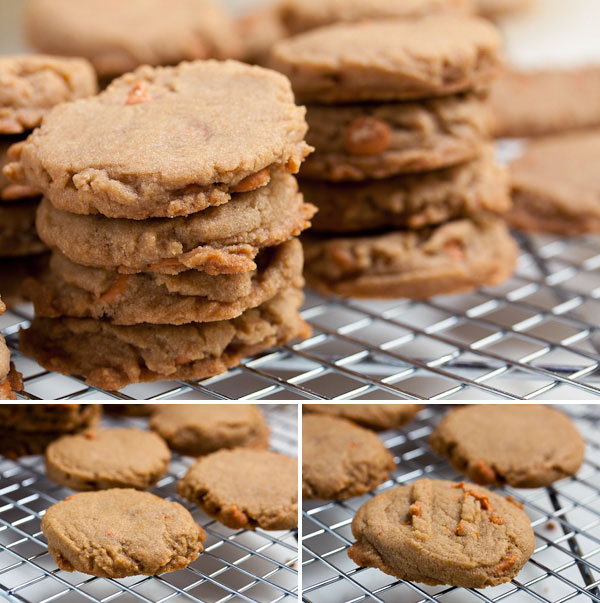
[5,61,314,390]
[0,55,97,260]
[271,15,519,298]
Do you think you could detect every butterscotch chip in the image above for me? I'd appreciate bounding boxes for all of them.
[304,150,510,233]
[46,428,170,491]
[178,449,298,530]
[26,0,241,77]
[41,489,206,577]
[151,405,270,457]
[349,479,535,588]
[4,61,312,219]
[303,217,518,298]
[20,288,308,390]
[430,405,585,487]
[24,239,303,325]
[508,131,600,235]
[303,414,395,500]
[303,404,423,431]
[0,55,97,135]
[0,201,46,257]
[270,16,501,103]
[35,174,315,274]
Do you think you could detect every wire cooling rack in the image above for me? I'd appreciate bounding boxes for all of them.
[1,223,599,401]
[0,404,298,603]
[302,404,600,602]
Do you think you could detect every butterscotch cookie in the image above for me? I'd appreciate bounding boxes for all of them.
[238,6,289,65]
[303,93,492,180]
[348,479,535,588]
[303,414,395,500]
[41,489,206,577]
[278,0,474,35]
[178,449,298,530]
[430,405,584,487]
[476,0,534,19]
[508,131,600,235]
[0,55,97,135]
[270,16,501,103]
[0,404,101,432]
[0,201,46,257]
[303,404,423,431]
[304,217,518,298]
[4,61,311,219]
[491,68,600,138]
[305,150,510,233]
[1,138,39,201]
[151,404,270,457]
[20,288,309,390]
[26,0,241,77]
[45,428,170,491]
[35,174,315,274]
[24,239,303,326]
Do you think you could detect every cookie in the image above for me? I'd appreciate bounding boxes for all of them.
[24,239,303,326]
[476,0,534,19]
[4,61,311,219]
[277,0,474,35]
[35,173,315,274]
[26,0,241,77]
[20,288,309,390]
[491,68,600,138]
[103,404,155,416]
[430,405,585,488]
[238,6,289,65]
[270,16,501,103]
[303,414,395,500]
[0,201,46,257]
[0,55,97,135]
[1,138,39,201]
[178,449,298,530]
[303,93,492,180]
[508,131,600,235]
[348,479,535,588]
[41,489,206,577]
[45,428,170,491]
[305,150,510,233]
[150,404,270,457]
[0,317,21,400]
[303,216,518,298]
[303,404,423,431]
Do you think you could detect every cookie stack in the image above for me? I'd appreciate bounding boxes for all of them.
[0,55,97,260]
[5,61,314,390]
[271,15,519,298]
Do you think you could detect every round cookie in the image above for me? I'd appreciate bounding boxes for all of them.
[20,288,309,390]
[35,173,315,274]
[41,489,206,577]
[0,55,97,135]
[0,201,46,257]
[508,131,600,235]
[151,404,270,457]
[303,217,518,299]
[270,16,501,103]
[430,405,585,488]
[24,239,303,326]
[45,428,170,491]
[303,93,492,180]
[303,414,395,500]
[4,61,312,219]
[178,449,298,530]
[304,150,510,233]
[26,0,241,78]
[348,479,535,588]
[303,404,423,431]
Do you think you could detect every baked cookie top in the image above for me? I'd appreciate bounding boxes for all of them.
[349,479,535,588]
[4,61,311,219]
[303,404,423,431]
[430,405,585,487]
[270,15,501,103]
[178,448,298,530]
[41,489,205,577]
[26,0,241,77]
[0,55,97,135]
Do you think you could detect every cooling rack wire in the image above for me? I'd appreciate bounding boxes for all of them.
[0,404,298,603]
[303,404,600,602]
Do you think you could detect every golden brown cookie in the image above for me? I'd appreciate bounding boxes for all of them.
[303,404,423,431]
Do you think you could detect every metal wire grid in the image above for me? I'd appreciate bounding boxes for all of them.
[0,404,298,603]
[302,404,600,603]
[1,226,599,401]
